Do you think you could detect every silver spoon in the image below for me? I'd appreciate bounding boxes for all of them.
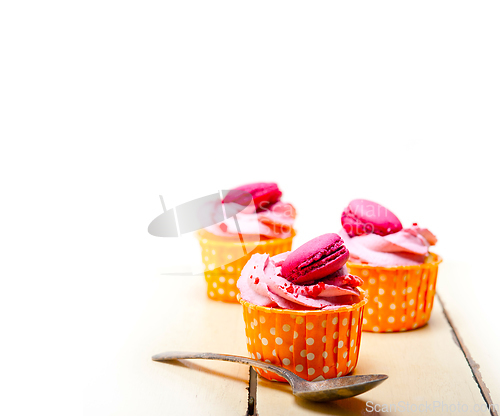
[152,351,388,402]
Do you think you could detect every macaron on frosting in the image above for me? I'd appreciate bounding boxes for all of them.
[224,182,282,212]
[341,199,402,237]
[340,199,437,266]
[281,233,349,284]
[237,233,364,310]
[204,182,296,239]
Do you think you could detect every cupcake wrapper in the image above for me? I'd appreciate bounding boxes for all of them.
[239,295,368,382]
[196,231,295,302]
[346,253,442,332]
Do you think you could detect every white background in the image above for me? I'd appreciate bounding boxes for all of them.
[1,1,499,414]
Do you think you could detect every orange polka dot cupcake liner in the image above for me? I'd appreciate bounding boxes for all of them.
[196,230,295,303]
[346,253,442,333]
[238,293,368,382]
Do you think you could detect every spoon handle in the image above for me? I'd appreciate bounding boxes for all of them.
[152,351,300,385]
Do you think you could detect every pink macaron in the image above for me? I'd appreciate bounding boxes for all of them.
[280,233,349,284]
[341,199,402,237]
[224,182,282,212]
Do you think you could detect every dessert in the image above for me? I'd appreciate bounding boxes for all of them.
[341,198,402,238]
[196,182,296,302]
[237,233,367,382]
[339,199,442,332]
[281,233,349,284]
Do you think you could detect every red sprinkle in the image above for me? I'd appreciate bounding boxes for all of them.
[254,277,260,284]
[286,285,294,294]
[219,223,228,232]
[304,282,325,298]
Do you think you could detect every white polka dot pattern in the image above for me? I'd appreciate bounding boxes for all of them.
[346,253,441,332]
[239,295,367,382]
[196,230,294,302]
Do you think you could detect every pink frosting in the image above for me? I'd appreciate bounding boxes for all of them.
[338,225,437,267]
[237,252,363,310]
[205,201,295,239]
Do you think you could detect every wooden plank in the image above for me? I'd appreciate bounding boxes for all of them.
[255,299,491,415]
[85,274,251,416]
[437,261,500,413]
[83,263,495,416]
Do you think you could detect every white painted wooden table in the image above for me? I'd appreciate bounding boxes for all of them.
[83,262,499,415]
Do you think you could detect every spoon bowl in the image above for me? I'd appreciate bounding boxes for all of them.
[152,351,387,402]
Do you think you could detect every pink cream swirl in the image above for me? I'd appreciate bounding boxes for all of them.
[205,201,296,239]
[237,252,363,310]
[338,224,437,267]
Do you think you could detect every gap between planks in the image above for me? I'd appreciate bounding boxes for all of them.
[245,296,498,416]
[247,366,258,416]
[438,293,498,416]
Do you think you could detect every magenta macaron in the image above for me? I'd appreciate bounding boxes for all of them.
[281,233,349,284]
[224,182,282,212]
[341,199,402,237]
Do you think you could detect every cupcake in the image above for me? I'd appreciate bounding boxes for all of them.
[196,183,296,302]
[237,233,367,382]
[339,199,442,332]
